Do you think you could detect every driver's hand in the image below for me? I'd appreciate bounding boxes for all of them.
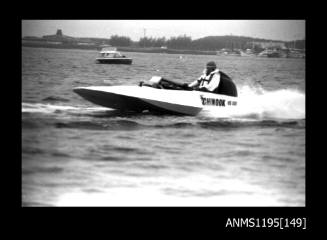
[182,83,189,89]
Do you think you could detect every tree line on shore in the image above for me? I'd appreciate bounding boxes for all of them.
[108,35,305,50]
[23,33,305,51]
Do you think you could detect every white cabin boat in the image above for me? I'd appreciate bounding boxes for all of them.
[96,47,132,64]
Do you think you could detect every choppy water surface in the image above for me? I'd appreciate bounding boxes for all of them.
[22,47,305,206]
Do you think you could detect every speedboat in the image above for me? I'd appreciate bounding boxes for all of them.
[96,47,132,64]
[73,76,238,116]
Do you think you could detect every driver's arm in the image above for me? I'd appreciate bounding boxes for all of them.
[188,79,200,88]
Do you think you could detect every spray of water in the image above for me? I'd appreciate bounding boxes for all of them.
[202,86,305,120]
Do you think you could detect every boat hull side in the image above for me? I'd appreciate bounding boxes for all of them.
[142,98,201,116]
[73,88,201,115]
[96,58,132,64]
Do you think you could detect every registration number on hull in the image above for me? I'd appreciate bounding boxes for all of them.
[200,95,237,106]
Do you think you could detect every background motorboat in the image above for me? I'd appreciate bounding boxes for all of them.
[96,47,132,64]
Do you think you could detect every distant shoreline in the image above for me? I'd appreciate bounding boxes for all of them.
[22,42,217,56]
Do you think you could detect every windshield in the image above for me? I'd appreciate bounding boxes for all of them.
[100,52,122,58]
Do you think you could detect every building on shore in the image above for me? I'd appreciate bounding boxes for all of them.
[42,29,76,42]
[22,29,109,48]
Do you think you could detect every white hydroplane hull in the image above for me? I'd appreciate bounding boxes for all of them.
[74,85,238,116]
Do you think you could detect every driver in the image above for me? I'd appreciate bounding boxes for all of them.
[184,61,237,97]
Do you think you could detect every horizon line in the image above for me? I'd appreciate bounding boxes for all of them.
[23,32,305,43]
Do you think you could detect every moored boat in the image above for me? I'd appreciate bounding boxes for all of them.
[240,49,256,57]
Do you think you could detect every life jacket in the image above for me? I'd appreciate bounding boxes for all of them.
[215,71,238,97]
[199,69,237,97]
[198,69,219,87]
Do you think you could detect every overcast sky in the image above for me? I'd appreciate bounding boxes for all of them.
[22,20,305,41]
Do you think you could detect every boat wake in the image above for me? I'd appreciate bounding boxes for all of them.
[200,86,305,120]
[22,102,110,115]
